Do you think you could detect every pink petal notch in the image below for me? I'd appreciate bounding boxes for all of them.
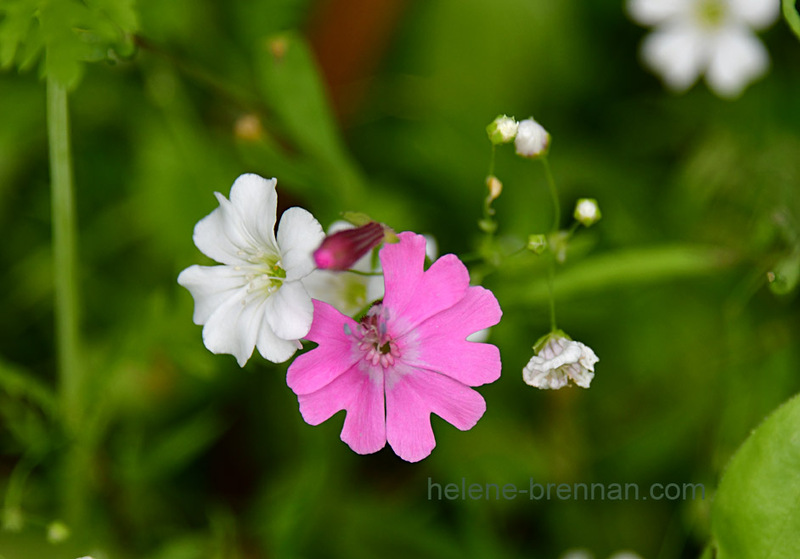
[287,232,503,462]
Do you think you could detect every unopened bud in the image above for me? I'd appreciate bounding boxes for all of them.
[527,234,548,254]
[515,118,550,158]
[486,115,518,145]
[314,222,387,271]
[486,175,503,201]
[574,198,601,227]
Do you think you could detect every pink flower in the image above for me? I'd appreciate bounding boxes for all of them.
[313,221,386,271]
[287,232,502,462]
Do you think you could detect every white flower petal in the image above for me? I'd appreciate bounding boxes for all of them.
[730,0,780,29]
[256,318,303,363]
[228,173,279,251]
[706,27,769,97]
[192,194,252,266]
[202,289,265,367]
[277,207,324,280]
[523,336,597,390]
[177,264,247,324]
[627,0,690,25]
[641,24,708,91]
[265,280,314,340]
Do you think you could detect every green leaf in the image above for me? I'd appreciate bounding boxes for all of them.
[784,0,800,41]
[709,393,800,558]
[254,30,364,207]
[0,0,39,68]
[256,31,345,164]
[0,356,57,417]
[502,244,736,304]
[1,0,139,87]
[768,249,800,295]
[135,410,227,481]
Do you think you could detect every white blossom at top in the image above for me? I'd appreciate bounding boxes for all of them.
[515,118,550,158]
[523,335,598,389]
[627,0,780,98]
[178,173,324,366]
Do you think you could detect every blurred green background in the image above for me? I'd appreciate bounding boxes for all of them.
[1,0,799,557]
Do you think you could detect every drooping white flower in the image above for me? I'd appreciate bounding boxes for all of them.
[523,333,598,389]
[178,173,324,366]
[515,118,550,158]
[628,0,780,98]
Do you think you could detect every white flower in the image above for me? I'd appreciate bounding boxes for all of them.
[523,334,598,389]
[515,118,550,158]
[574,198,601,227]
[628,0,779,98]
[486,114,519,144]
[178,173,324,366]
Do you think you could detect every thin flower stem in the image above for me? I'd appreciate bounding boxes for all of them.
[540,155,560,332]
[541,155,560,232]
[344,268,383,277]
[48,77,88,525]
[547,260,557,332]
[48,78,81,431]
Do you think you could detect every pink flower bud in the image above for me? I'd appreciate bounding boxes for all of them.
[313,221,386,271]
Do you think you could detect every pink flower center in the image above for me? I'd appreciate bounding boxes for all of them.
[350,305,400,368]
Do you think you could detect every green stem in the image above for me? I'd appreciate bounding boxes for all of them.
[540,155,560,332]
[47,78,87,524]
[48,79,81,430]
[784,0,800,40]
[547,261,557,331]
[541,155,560,232]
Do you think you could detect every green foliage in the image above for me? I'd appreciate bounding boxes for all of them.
[0,0,138,88]
[1,0,799,557]
[784,0,800,40]
[709,393,800,558]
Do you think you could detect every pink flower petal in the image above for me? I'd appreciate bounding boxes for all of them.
[386,365,487,462]
[297,364,386,455]
[382,233,470,336]
[402,286,502,386]
[287,300,362,395]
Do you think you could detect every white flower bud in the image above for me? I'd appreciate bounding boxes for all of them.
[515,118,550,158]
[486,114,518,144]
[574,198,601,227]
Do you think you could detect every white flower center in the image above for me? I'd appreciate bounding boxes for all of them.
[236,249,286,297]
[694,0,727,28]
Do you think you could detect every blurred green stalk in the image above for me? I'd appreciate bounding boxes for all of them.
[47,77,88,524]
[541,156,560,331]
